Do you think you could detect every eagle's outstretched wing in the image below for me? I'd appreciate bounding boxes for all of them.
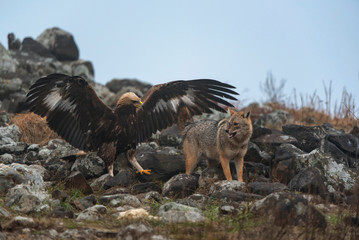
[136,79,238,143]
[26,73,116,151]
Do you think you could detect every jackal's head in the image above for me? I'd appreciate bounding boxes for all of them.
[222,109,252,139]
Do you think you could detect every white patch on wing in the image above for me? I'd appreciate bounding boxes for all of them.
[170,99,180,113]
[181,95,195,106]
[44,91,62,110]
[58,98,76,112]
[154,99,166,113]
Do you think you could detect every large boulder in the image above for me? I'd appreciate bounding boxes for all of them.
[36,27,79,61]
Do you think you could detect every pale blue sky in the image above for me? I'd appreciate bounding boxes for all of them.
[1,1,358,112]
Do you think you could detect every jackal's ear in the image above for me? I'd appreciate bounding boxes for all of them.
[243,111,250,118]
[229,108,236,116]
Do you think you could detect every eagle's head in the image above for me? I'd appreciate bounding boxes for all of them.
[116,92,143,110]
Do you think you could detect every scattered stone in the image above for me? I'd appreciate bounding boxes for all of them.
[71,152,106,179]
[251,192,327,228]
[64,171,93,195]
[0,164,25,193]
[117,223,154,240]
[158,202,205,223]
[51,189,68,202]
[254,110,293,129]
[288,167,328,196]
[131,182,162,194]
[0,111,11,127]
[7,33,21,50]
[136,145,186,182]
[163,174,198,198]
[99,194,142,207]
[252,130,297,155]
[90,173,112,189]
[211,190,262,203]
[209,180,246,194]
[2,216,36,231]
[76,205,107,221]
[144,191,163,202]
[219,205,238,215]
[282,124,327,152]
[0,207,11,218]
[248,182,288,195]
[51,207,74,218]
[72,194,97,210]
[327,134,359,157]
[198,167,226,187]
[157,125,183,147]
[245,142,272,166]
[103,168,136,189]
[106,78,152,95]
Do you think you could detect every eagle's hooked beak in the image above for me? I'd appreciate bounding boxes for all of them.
[134,101,143,109]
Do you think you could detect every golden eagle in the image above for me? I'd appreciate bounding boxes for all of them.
[26,74,238,176]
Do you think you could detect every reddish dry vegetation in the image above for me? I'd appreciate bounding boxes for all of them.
[11,112,59,145]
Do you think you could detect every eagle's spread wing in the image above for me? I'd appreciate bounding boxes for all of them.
[136,79,238,143]
[26,74,116,151]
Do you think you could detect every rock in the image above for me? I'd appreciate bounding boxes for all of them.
[254,110,293,129]
[244,162,270,180]
[252,130,297,155]
[163,174,198,198]
[106,78,152,95]
[327,134,359,157]
[144,191,163,202]
[211,190,262,203]
[36,27,79,61]
[71,60,95,83]
[350,126,359,137]
[90,173,112,189]
[51,189,68,202]
[64,171,93,195]
[157,125,183,147]
[72,195,97,210]
[116,223,153,240]
[288,167,328,196]
[198,166,226,187]
[20,37,54,58]
[245,142,272,166]
[209,180,246,194]
[178,194,210,210]
[0,165,25,193]
[0,42,18,74]
[71,152,106,179]
[248,182,288,195]
[131,182,162,194]
[0,207,11,218]
[251,192,327,228]
[41,139,79,159]
[0,142,27,155]
[44,158,72,181]
[219,205,238,215]
[76,205,107,221]
[0,78,22,99]
[282,124,327,152]
[92,83,117,107]
[103,168,136,189]
[0,111,11,127]
[51,207,74,218]
[136,145,186,182]
[0,124,21,143]
[8,33,21,50]
[158,202,205,223]
[2,216,36,231]
[99,194,142,207]
[320,139,350,166]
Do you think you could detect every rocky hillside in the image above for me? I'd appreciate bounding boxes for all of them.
[0,28,359,240]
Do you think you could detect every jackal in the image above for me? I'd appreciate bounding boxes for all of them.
[183,109,252,182]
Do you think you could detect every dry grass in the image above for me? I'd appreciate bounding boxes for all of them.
[258,73,358,132]
[11,112,59,145]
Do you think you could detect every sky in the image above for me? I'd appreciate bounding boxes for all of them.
[1,0,358,113]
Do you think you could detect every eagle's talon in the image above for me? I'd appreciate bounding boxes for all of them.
[136,169,151,175]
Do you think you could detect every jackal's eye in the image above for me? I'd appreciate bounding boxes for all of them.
[233,122,238,126]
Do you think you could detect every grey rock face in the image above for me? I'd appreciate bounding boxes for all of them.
[36,27,79,61]
[254,110,293,129]
[251,192,327,228]
[158,202,205,223]
[163,174,198,198]
[20,37,54,58]
[99,194,142,207]
[71,152,106,179]
[288,167,328,196]
[248,182,288,195]
[76,205,107,221]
